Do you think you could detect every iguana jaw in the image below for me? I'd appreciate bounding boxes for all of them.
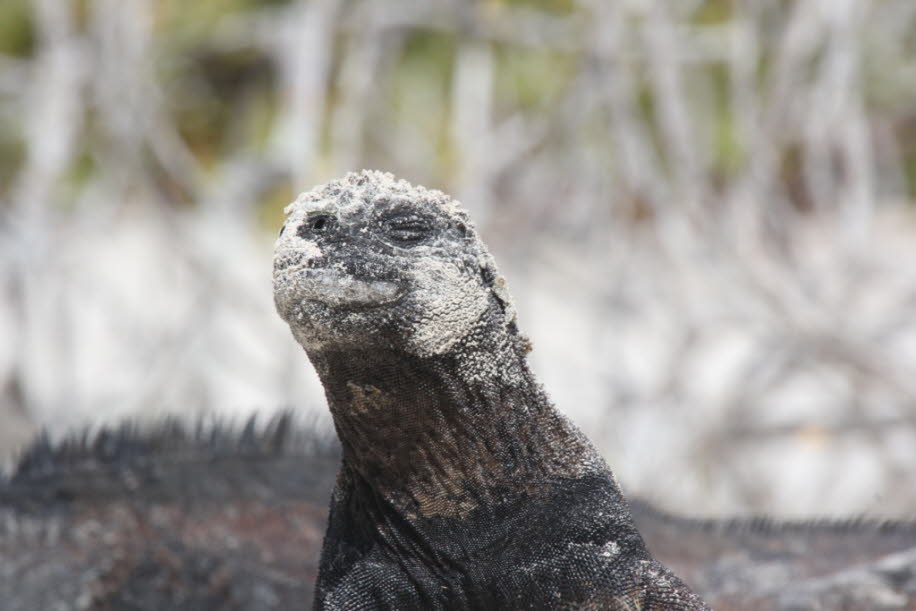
[274,259,403,310]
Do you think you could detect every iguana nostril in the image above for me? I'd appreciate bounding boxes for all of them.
[298,214,336,240]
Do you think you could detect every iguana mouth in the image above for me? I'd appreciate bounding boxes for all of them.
[280,266,403,308]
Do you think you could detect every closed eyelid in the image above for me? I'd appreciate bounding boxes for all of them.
[379,206,430,222]
[388,216,430,227]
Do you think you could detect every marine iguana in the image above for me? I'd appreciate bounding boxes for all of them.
[0,415,339,611]
[2,418,916,610]
[631,499,916,610]
[3,174,912,611]
[273,170,711,609]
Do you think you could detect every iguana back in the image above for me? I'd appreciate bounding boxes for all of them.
[2,419,915,609]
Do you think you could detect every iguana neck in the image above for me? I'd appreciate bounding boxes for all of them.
[307,320,604,519]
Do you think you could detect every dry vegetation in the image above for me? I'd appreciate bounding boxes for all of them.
[2,0,916,517]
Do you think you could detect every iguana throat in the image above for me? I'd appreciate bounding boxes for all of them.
[308,302,601,519]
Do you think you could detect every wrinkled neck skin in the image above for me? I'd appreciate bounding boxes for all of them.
[305,303,605,521]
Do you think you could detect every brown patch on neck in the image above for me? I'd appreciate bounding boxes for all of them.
[326,351,604,520]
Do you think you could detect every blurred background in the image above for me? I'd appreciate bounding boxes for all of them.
[2,0,916,518]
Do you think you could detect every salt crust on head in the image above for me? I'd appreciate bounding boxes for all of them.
[275,170,515,358]
[283,170,466,219]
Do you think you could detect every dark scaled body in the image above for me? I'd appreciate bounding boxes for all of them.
[273,170,710,609]
[2,418,916,609]
[0,416,338,611]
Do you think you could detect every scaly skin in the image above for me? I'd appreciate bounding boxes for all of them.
[2,419,916,609]
[273,170,710,610]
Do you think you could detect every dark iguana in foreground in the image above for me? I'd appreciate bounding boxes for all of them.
[3,420,916,610]
[0,416,339,610]
[273,170,710,609]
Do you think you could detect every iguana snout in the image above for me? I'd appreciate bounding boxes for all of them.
[273,203,407,320]
[273,171,511,357]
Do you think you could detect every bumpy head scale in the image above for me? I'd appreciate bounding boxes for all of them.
[273,170,515,357]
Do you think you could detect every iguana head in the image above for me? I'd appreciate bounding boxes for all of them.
[273,170,515,357]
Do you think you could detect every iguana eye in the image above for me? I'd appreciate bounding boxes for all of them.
[385,217,433,245]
